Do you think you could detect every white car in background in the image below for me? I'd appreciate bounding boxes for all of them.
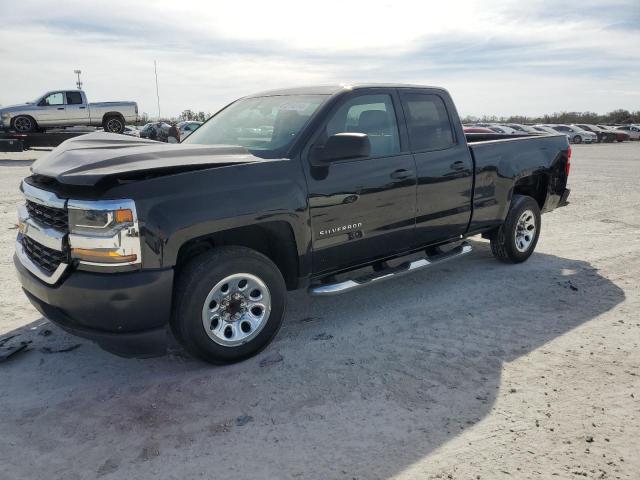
[488,125,519,134]
[178,121,202,139]
[122,125,140,137]
[532,125,571,142]
[615,125,640,140]
[545,124,596,144]
[504,123,540,134]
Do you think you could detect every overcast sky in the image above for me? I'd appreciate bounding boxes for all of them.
[1,0,638,118]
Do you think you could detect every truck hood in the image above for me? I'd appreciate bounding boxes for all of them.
[0,103,37,114]
[31,132,265,186]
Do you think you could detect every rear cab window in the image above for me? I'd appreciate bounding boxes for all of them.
[400,93,455,151]
[66,92,83,105]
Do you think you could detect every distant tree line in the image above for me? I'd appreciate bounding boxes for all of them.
[178,109,211,122]
[461,109,640,125]
[133,110,212,126]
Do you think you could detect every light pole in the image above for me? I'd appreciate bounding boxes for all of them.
[154,61,161,120]
[74,69,83,90]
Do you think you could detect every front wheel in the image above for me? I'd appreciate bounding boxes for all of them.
[572,135,582,144]
[490,195,541,263]
[12,115,37,133]
[171,246,287,364]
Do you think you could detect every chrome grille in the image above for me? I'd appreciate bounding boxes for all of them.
[17,181,70,284]
[21,236,68,275]
[26,200,68,231]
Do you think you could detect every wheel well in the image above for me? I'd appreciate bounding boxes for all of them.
[175,221,299,290]
[513,174,548,209]
[12,115,38,127]
[102,112,125,122]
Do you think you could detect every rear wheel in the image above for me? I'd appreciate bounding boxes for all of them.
[490,195,541,263]
[171,246,286,364]
[103,115,125,133]
[12,115,37,133]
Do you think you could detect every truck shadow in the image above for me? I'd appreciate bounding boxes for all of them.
[0,239,625,479]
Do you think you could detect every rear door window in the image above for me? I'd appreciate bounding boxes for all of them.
[66,92,83,105]
[400,93,455,151]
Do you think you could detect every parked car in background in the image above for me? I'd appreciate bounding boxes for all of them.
[532,125,571,143]
[615,125,640,140]
[505,124,540,134]
[487,125,519,134]
[0,90,138,133]
[139,122,171,142]
[122,126,140,137]
[597,125,629,142]
[463,126,496,133]
[545,124,596,144]
[574,124,613,143]
[178,121,202,140]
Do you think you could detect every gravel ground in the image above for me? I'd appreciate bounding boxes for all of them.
[0,143,638,480]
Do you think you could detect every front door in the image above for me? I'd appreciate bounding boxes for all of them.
[398,90,474,245]
[36,92,66,126]
[305,90,417,274]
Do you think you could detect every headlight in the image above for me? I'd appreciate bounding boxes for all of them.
[67,199,141,266]
[1,112,11,119]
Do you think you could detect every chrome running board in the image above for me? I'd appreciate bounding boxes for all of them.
[309,242,472,296]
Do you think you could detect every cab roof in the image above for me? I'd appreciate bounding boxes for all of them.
[246,84,446,97]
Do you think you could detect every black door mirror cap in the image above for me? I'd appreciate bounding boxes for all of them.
[314,133,371,163]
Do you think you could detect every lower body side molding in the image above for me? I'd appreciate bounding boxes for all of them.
[309,242,472,296]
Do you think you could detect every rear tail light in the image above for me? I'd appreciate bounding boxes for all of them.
[566,145,572,175]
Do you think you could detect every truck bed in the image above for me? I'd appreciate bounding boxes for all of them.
[465,133,570,233]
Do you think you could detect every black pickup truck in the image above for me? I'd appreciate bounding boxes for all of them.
[14,84,571,364]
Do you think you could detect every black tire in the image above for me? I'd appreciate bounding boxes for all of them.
[572,135,582,144]
[102,115,125,133]
[12,115,37,133]
[171,246,287,364]
[490,195,541,264]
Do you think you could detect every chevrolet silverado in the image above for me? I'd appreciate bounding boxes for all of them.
[14,84,571,364]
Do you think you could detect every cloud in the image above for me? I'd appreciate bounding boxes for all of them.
[0,0,638,117]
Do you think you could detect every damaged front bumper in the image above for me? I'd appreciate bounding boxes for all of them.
[14,253,174,357]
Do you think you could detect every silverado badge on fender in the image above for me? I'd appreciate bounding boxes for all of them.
[319,222,363,237]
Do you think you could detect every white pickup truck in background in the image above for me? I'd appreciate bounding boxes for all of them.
[0,90,138,133]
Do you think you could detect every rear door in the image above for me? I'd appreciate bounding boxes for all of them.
[64,91,89,125]
[398,89,473,246]
[305,89,417,274]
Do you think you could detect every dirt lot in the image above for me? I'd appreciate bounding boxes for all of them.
[0,143,638,480]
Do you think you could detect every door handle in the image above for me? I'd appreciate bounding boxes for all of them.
[390,169,410,180]
[450,161,466,171]
[57,107,65,110]
[79,106,86,109]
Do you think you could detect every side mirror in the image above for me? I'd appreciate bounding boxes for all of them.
[312,133,371,163]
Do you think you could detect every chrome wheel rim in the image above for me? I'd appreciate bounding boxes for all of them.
[201,273,271,347]
[14,117,33,132]
[515,209,536,252]
[106,118,123,132]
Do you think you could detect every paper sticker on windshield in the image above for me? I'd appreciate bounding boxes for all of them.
[279,102,310,112]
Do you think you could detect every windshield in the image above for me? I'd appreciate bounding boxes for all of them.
[184,95,327,158]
